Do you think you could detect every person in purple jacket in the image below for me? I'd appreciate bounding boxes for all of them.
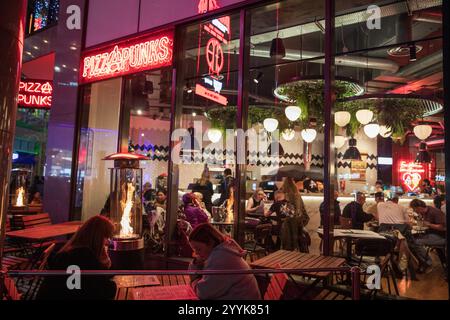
[183,193,209,229]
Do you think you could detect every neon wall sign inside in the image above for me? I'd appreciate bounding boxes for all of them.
[399,161,426,192]
[80,31,174,84]
[195,0,230,106]
[18,80,53,109]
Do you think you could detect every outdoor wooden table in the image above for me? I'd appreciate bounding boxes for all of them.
[115,275,192,300]
[317,228,386,260]
[250,250,346,278]
[250,250,346,297]
[5,221,82,242]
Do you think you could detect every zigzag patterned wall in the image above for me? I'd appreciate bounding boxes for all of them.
[129,143,325,168]
[336,152,378,170]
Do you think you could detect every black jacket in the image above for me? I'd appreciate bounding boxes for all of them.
[342,201,373,230]
[217,176,235,206]
[319,200,341,226]
[36,247,117,300]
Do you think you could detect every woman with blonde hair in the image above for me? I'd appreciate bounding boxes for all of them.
[37,215,117,300]
[192,168,214,213]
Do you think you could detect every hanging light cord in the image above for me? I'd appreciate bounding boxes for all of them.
[276,3,280,38]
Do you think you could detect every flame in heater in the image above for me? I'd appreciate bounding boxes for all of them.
[120,183,135,238]
[16,187,25,207]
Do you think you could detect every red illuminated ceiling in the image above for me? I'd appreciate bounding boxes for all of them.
[22,53,55,80]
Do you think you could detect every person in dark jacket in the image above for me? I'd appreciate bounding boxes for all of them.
[215,168,234,206]
[319,191,341,226]
[36,215,117,300]
[192,169,214,213]
[342,192,374,229]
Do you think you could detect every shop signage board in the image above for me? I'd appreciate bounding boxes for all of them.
[194,0,230,106]
[18,80,53,109]
[80,30,174,84]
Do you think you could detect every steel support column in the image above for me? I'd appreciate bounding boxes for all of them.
[322,0,336,256]
[0,0,27,268]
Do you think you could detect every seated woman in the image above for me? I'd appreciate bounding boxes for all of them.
[264,190,295,250]
[188,223,261,300]
[29,191,43,206]
[36,215,117,300]
[154,190,167,210]
[246,188,266,216]
[183,193,209,229]
[193,192,212,220]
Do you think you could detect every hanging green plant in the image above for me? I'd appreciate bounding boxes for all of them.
[206,106,292,132]
[275,78,364,130]
[336,97,426,139]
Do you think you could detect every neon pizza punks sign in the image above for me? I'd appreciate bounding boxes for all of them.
[18,80,53,109]
[80,31,174,84]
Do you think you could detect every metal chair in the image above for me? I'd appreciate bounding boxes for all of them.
[244,223,272,262]
[354,238,399,297]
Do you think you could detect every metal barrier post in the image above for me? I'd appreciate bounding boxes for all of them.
[351,266,361,300]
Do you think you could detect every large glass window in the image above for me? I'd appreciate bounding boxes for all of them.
[334,0,446,299]
[244,0,326,253]
[120,68,173,252]
[74,78,122,221]
[172,12,241,237]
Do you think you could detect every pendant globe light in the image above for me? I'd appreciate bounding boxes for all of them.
[281,128,295,141]
[413,124,432,141]
[285,106,301,121]
[335,111,351,127]
[334,135,346,149]
[343,137,361,160]
[207,129,222,143]
[356,109,373,125]
[379,125,392,138]
[301,129,317,143]
[364,123,380,138]
[263,118,279,133]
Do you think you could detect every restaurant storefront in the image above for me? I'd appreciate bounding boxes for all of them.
[64,0,446,261]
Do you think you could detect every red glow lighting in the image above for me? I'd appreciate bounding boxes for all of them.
[198,0,220,14]
[18,80,53,108]
[80,31,174,84]
[195,84,228,105]
[398,161,426,192]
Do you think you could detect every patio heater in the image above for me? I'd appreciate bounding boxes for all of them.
[103,153,148,269]
[9,168,30,209]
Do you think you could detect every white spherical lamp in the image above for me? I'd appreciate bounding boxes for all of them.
[285,106,301,121]
[207,129,222,143]
[364,123,380,138]
[356,109,373,125]
[334,135,346,149]
[379,125,392,138]
[335,111,351,127]
[263,118,279,133]
[301,129,317,143]
[281,129,295,141]
[413,124,432,141]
